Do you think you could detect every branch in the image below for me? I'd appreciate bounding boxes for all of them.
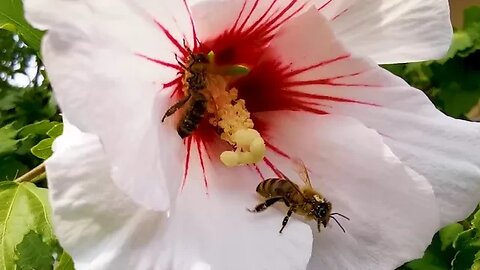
[15,163,46,183]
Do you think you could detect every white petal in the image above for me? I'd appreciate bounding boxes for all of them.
[168,144,313,270]
[46,128,171,269]
[24,0,196,210]
[191,0,340,41]
[47,127,313,270]
[256,111,439,270]
[331,0,452,64]
[269,7,480,225]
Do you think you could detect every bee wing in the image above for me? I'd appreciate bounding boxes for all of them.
[293,158,313,188]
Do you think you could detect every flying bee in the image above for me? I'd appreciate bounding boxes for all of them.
[248,160,349,233]
[161,44,210,139]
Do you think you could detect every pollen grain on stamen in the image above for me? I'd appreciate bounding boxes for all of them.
[205,74,266,167]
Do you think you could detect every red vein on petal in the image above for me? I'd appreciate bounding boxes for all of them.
[296,105,329,115]
[317,0,333,11]
[254,0,298,35]
[182,0,199,50]
[170,83,184,98]
[265,141,290,159]
[238,0,261,32]
[136,53,181,71]
[285,71,381,88]
[266,2,306,33]
[243,0,275,34]
[232,0,248,32]
[153,19,188,55]
[252,164,265,180]
[202,141,213,161]
[332,8,349,21]
[285,54,351,78]
[181,136,193,191]
[163,77,182,89]
[264,157,283,178]
[284,90,378,106]
[196,139,209,192]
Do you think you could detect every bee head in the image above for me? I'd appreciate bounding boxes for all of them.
[192,53,209,64]
[313,200,332,229]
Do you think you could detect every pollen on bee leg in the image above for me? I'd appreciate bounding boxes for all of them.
[206,75,266,167]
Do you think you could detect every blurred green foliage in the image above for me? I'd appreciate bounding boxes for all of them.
[384,6,480,120]
[0,29,60,181]
[392,6,480,270]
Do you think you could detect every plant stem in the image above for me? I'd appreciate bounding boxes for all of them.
[15,163,46,183]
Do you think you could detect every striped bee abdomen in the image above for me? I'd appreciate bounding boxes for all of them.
[256,178,299,198]
[177,97,207,138]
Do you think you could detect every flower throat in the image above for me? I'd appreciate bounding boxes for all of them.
[162,47,266,167]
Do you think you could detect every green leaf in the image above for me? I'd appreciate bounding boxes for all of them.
[452,239,480,270]
[439,223,464,251]
[0,156,28,181]
[15,231,54,270]
[18,120,58,138]
[30,138,54,160]
[0,182,55,270]
[0,0,44,50]
[454,229,477,251]
[47,124,63,138]
[55,251,75,270]
[403,235,451,270]
[440,31,474,62]
[0,123,19,156]
[473,209,480,229]
[464,6,480,29]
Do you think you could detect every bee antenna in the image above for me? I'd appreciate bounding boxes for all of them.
[330,212,350,220]
[330,216,347,233]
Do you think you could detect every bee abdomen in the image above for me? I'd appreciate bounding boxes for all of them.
[256,178,296,198]
[177,98,207,138]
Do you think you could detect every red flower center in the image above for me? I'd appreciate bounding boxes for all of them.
[137,0,377,190]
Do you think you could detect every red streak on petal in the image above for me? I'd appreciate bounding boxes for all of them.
[153,18,188,56]
[204,0,303,66]
[196,139,209,192]
[285,54,351,78]
[266,2,306,34]
[317,0,333,11]
[296,104,329,115]
[182,0,199,50]
[170,83,184,98]
[264,157,284,178]
[252,164,266,181]
[136,53,181,71]
[163,77,182,89]
[239,0,261,32]
[231,0,248,32]
[283,89,378,106]
[265,141,290,159]
[285,71,381,88]
[181,136,193,191]
[332,8,348,21]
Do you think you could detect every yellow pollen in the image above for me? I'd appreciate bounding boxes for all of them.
[205,74,266,167]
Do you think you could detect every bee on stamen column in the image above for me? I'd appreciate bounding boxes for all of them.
[248,159,349,233]
[161,42,210,138]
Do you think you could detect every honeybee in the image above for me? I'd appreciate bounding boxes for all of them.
[161,45,210,138]
[248,160,349,233]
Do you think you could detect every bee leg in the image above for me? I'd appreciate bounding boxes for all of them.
[161,94,192,122]
[175,54,188,70]
[247,196,284,213]
[279,207,296,234]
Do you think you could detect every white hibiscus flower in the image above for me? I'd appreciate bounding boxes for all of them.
[24,0,480,269]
